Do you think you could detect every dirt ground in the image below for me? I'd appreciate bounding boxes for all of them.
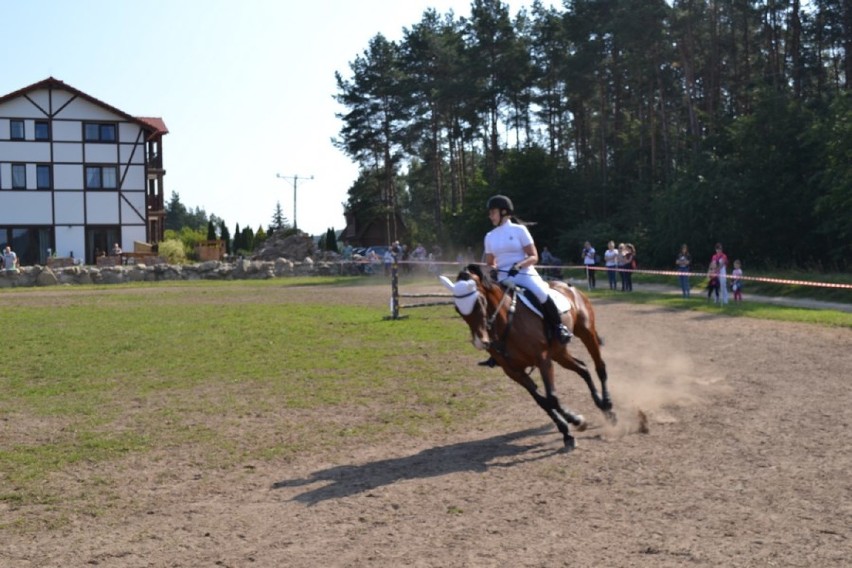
[3,283,851,567]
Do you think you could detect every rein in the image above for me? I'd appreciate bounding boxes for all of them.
[485,283,518,357]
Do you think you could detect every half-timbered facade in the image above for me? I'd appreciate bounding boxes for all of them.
[0,77,167,265]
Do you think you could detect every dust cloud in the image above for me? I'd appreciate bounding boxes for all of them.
[567,319,730,438]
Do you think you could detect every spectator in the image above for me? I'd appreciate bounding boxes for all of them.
[617,243,627,291]
[731,259,744,302]
[2,245,19,273]
[383,249,394,276]
[540,246,554,266]
[412,243,426,261]
[409,244,424,272]
[618,243,635,292]
[707,260,720,303]
[675,244,692,298]
[711,243,729,305]
[581,241,597,289]
[112,243,122,256]
[604,241,618,290]
[366,250,380,275]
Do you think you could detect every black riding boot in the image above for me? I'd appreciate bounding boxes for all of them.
[542,296,572,344]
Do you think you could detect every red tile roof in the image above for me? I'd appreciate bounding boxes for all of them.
[135,116,169,136]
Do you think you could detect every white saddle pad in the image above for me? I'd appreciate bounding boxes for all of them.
[518,288,572,317]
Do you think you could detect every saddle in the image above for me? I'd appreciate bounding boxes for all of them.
[507,283,573,317]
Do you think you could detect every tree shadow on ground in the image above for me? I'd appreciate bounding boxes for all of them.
[271,426,561,505]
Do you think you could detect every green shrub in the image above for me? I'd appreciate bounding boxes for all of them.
[158,239,188,264]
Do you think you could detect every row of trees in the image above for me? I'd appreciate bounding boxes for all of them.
[165,193,291,258]
[334,0,850,269]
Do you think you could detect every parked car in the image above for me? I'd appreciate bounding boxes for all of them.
[365,246,390,258]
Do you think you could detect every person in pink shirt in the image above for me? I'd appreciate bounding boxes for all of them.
[711,243,729,305]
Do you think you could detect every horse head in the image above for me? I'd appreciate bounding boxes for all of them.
[439,264,503,351]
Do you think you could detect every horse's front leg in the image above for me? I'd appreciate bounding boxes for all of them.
[538,357,587,437]
[503,366,577,451]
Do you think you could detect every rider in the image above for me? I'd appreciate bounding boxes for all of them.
[483,195,573,347]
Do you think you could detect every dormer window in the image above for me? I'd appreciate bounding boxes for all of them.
[84,122,117,142]
[34,121,50,141]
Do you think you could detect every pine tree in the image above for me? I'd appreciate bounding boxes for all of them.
[233,223,242,253]
[255,225,267,248]
[270,201,288,231]
[219,221,231,254]
[325,228,339,252]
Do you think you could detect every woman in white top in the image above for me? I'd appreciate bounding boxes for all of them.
[603,240,618,290]
[581,240,597,289]
[483,195,572,344]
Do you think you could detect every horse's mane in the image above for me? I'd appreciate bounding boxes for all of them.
[462,263,497,290]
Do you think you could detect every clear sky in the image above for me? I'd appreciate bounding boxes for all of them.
[1,0,536,237]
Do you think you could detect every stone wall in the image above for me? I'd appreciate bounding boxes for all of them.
[0,258,363,288]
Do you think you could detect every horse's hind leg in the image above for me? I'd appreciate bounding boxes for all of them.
[575,330,614,412]
[554,347,616,424]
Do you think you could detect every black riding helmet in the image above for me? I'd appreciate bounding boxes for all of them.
[486,195,514,215]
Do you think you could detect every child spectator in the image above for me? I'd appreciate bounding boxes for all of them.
[706,260,720,303]
[731,259,744,302]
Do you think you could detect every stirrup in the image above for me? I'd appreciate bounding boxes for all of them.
[477,357,497,368]
[555,325,573,344]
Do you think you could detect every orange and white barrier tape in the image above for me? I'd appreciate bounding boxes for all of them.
[577,264,852,290]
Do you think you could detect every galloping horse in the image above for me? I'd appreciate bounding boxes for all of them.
[440,263,615,451]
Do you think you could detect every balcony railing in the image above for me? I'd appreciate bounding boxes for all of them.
[147,152,163,170]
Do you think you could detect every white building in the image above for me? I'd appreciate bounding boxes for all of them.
[0,77,167,265]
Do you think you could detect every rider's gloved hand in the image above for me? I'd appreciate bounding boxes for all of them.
[507,263,520,277]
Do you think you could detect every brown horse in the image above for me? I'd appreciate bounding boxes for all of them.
[440,263,615,451]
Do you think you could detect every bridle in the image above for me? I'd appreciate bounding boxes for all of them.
[439,271,519,357]
[474,278,519,357]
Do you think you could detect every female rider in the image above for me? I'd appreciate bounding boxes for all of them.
[483,195,572,345]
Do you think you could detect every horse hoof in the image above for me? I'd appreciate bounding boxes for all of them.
[562,436,576,452]
[574,414,588,431]
[637,410,649,434]
[605,410,618,425]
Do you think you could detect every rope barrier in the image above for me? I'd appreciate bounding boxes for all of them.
[579,264,852,290]
[358,256,850,319]
[377,259,852,291]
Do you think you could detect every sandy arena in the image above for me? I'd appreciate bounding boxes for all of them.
[2,284,850,567]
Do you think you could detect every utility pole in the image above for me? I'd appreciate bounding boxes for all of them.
[275,173,314,230]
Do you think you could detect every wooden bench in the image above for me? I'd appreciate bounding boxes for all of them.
[120,252,154,265]
[47,257,77,268]
[97,256,121,267]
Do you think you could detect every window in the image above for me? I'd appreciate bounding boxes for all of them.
[34,121,50,141]
[10,120,24,140]
[84,122,117,142]
[85,165,118,189]
[37,165,51,189]
[12,164,26,189]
